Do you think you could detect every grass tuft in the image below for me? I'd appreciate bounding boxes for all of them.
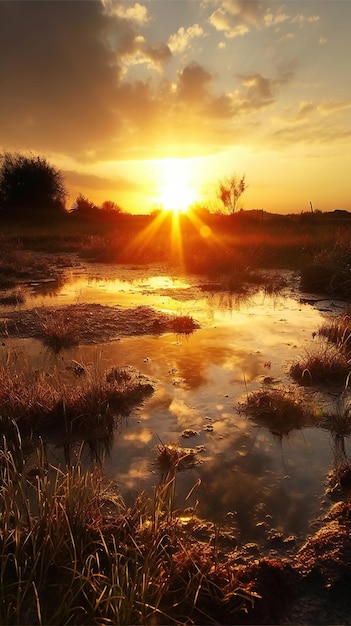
[290,346,351,387]
[240,388,310,436]
[36,309,79,352]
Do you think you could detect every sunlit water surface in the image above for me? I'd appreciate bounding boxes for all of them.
[4,264,350,549]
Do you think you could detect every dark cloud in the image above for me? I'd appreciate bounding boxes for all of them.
[177,62,212,104]
[0,1,122,155]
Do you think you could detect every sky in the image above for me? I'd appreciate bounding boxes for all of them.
[0,0,350,214]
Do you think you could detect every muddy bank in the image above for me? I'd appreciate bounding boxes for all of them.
[0,303,199,345]
[226,498,351,624]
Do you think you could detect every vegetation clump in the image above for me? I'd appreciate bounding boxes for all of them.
[155,442,198,474]
[290,346,351,387]
[0,362,154,435]
[318,314,351,355]
[240,388,310,437]
[37,309,79,352]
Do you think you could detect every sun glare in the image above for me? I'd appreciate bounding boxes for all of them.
[157,158,198,214]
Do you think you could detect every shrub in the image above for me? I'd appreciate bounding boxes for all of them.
[0,151,67,219]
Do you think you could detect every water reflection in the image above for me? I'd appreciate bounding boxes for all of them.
[0,263,342,549]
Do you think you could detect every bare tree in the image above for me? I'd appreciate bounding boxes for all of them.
[218,174,246,214]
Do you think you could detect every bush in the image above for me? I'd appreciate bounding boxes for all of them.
[0,151,67,219]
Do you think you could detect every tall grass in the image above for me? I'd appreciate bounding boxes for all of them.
[0,427,252,625]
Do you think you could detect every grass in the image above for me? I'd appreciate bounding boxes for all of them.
[318,314,351,355]
[0,289,25,306]
[240,388,310,437]
[0,428,253,625]
[300,238,351,299]
[0,359,154,436]
[155,442,198,474]
[171,315,199,334]
[290,345,351,387]
[36,309,79,352]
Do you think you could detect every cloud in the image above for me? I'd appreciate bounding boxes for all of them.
[291,14,319,24]
[207,1,320,37]
[63,170,142,193]
[176,62,213,104]
[209,9,249,38]
[0,1,125,157]
[0,0,172,159]
[102,1,150,25]
[168,24,206,53]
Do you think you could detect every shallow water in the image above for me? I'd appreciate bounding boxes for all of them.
[3,264,350,549]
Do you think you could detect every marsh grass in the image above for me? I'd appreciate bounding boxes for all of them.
[155,442,198,474]
[36,309,79,352]
[240,388,310,436]
[0,429,252,625]
[300,238,351,298]
[0,361,154,435]
[171,314,199,334]
[290,345,351,387]
[0,288,25,306]
[318,314,351,355]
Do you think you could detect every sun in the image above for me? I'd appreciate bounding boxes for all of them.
[157,158,198,214]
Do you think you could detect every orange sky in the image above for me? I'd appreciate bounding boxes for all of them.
[1,1,350,214]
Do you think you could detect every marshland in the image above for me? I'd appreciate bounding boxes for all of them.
[2,200,351,623]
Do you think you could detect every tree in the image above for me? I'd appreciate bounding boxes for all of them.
[100,200,123,214]
[70,193,98,216]
[0,151,67,219]
[218,174,246,214]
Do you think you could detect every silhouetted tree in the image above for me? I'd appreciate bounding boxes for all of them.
[0,151,67,219]
[100,200,123,214]
[218,174,246,214]
[70,193,98,216]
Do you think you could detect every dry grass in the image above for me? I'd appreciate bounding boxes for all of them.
[36,309,79,352]
[155,442,198,474]
[0,289,25,306]
[171,314,199,334]
[0,361,154,435]
[0,430,253,625]
[240,388,310,436]
[290,346,351,387]
[318,314,351,355]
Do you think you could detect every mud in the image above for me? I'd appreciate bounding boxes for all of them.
[0,303,198,345]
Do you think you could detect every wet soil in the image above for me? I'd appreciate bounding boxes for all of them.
[0,303,198,345]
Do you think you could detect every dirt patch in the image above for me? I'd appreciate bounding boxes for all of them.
[0,303,199,345]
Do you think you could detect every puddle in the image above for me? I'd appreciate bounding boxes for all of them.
[1,263,348,549]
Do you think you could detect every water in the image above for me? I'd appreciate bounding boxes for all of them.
[3,263,349,548]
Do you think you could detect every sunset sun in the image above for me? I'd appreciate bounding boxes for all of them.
[158,158,198,214]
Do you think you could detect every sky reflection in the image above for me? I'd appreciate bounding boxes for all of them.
[5,264,346,549]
